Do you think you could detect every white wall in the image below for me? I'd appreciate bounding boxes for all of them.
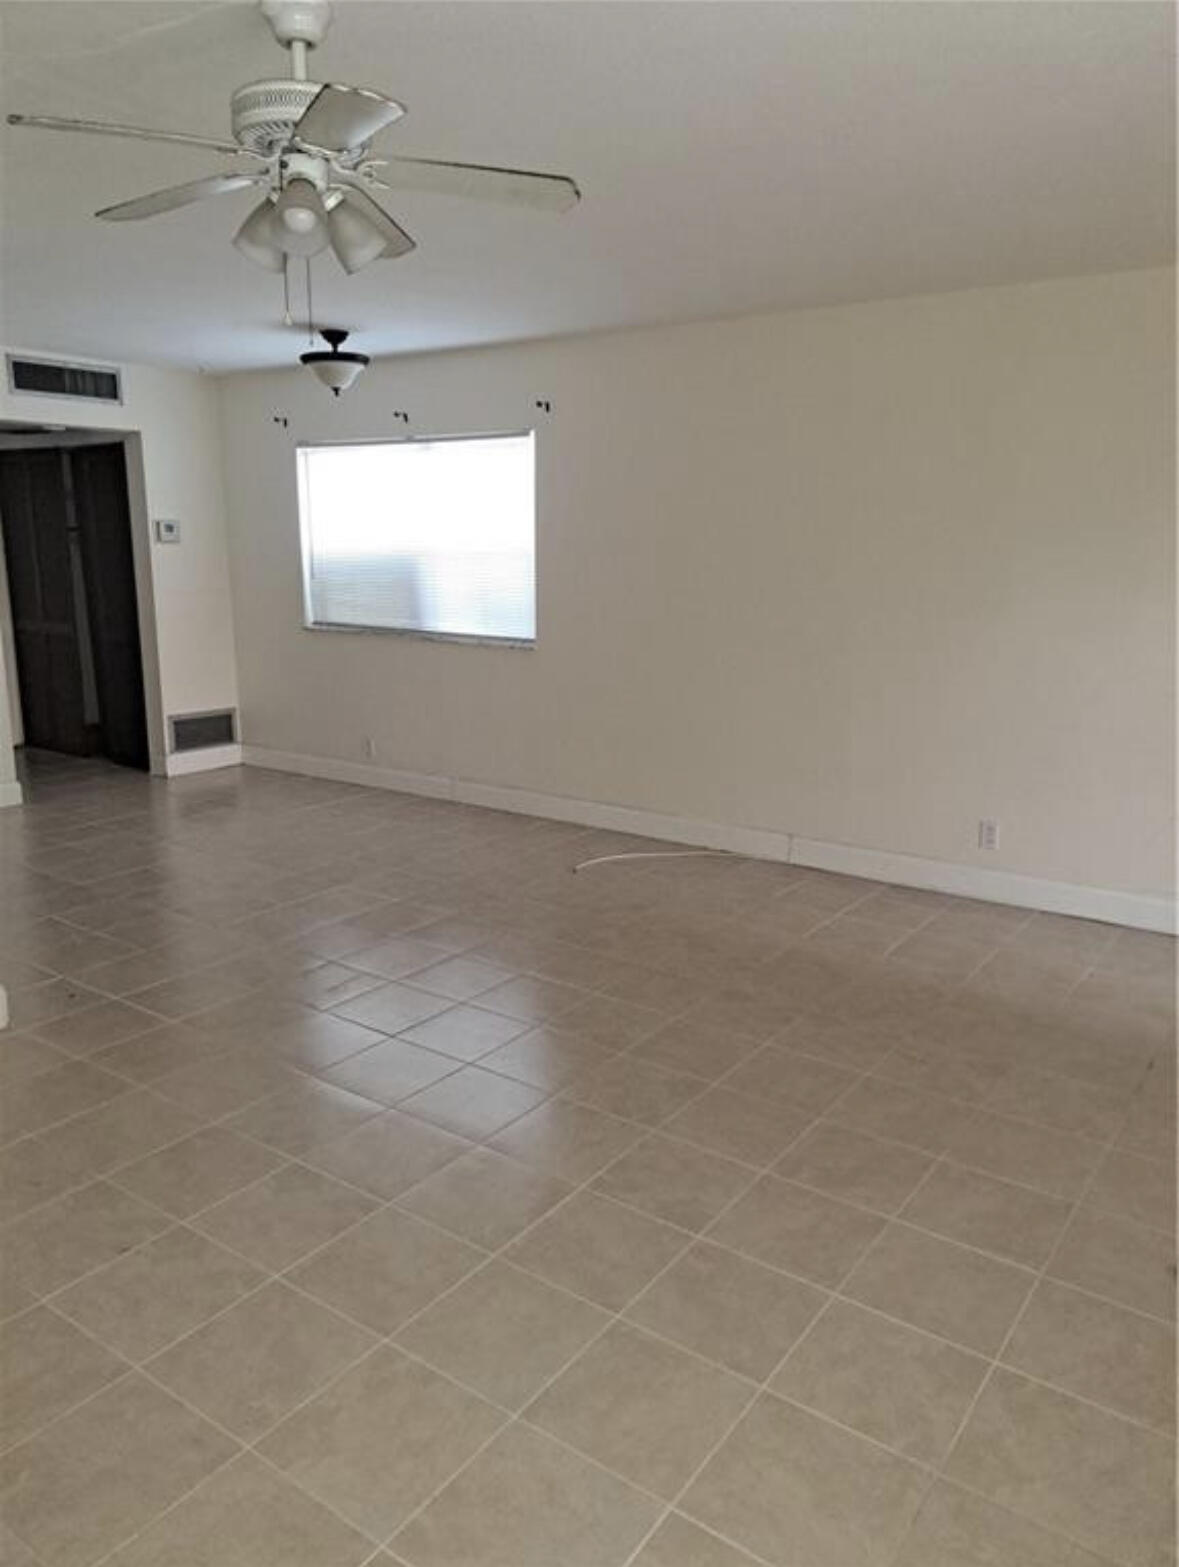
[218,269,1175,916]
[0,354,240,776]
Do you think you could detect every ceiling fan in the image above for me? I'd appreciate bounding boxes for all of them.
[6,0,581,276]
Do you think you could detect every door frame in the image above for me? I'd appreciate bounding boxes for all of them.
[0,424,166,772]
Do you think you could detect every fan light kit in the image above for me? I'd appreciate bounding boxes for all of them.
[300,328,369,396]
[7,0,580,288]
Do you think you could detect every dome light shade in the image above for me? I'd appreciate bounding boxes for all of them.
[273,177,329,256]
[232,198,285,272]
[300,327,369,396]
[327,197,388,275]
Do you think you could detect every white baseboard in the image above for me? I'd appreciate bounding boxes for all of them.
[0,780,23,808]
[164,743,243,777]
[240,745,1176,934]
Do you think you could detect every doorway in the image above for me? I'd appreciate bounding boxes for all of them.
[0,440,149,770]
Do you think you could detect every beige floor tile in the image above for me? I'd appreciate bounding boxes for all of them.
[894,1481,1116,1567]
[0,1034,70,1085]
[0,1138,85,1226]
[1049,1209,1176,1320]
[0,1180,171,1296]
[557,994,668,1048]
[985,1067,1131,1142]
[53,1227,264,1362]
[0,1521,38,1565]
[1085,1148,1175,1235]
[707,1174,884,1287]
[842,1223,1035,1355]
[332,982,454,1034]
[901,1161,1072,1268]
[591,1135,755,1232]
[102,1452,372,1566]
[681,1393,929,1567]
[0,1307,125,1450]
[476,974,589,1023]
[400,1004,530,1061]
[662,1086,814,1167]
[258,1345,505,1539]
[392,1421,660,1567]
[506,1190,688,1310]
[771,1298,988,1463]
[398,1066,548,1140]
[945,1368,1176,1567]
[722,1043,862,1112]
[221,1079,385,1155]
[490,1098,644,1181]
[630,1019,765,1081]
[773,1017,896,1071]
[192,1163,379,1271]
[562,1055,707,1127]
[872,1045,1007,1105]
[828,1079,975,1154]
[321,1039,461,1105]
[775,1121,935,1213]
[945,1111,1104,1200]
[1003,1279,1176,1432]
[401,954,516,1001]
[331,933,454,978]
[0,1061,127,1145]
[5,980,107,1035]
[630,1513,764,1566]
[526,1320,751,1499]
[396,1260,609,1411]
[247,1010,388,1072]
[33,1091,202,1179]
[146,1280,376,1441]
[397,1147,572,1249]
[0,1375,237,1567]
[279,960,387,1011]
[29,1000,161,1059]
[111,1126,284,1218]
[304,1109,473,1200]
[87,1023,223,1086]
[627,1240,827,1381]
[290,1207,485,1334]
[478,1025,617,1090]
[151,1048,303,1118]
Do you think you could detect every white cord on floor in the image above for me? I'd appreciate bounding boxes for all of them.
[571,849,735,873]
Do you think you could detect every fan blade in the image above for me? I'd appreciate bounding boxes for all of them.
[96,173,265,221]
[6,113,257,159]
[294,85,405,153]
[332,186,415,263]
[377,155,580,212]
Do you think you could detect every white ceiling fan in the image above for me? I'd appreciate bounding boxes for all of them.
[6,0,581,276]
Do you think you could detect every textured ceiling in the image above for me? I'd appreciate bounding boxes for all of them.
[1,0,1173,371]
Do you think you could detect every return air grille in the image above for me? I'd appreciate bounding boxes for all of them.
[169,710,237,752]
[6,355,122,403]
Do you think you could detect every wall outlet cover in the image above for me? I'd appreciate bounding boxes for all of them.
[154,518,181,544]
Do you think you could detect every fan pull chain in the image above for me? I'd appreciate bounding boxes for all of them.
[281,258,292,328]
[306,257,315,345]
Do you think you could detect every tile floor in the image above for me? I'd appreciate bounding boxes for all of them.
[0,750,1174,1567]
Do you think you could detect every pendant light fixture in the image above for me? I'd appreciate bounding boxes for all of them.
[300,327,369,396]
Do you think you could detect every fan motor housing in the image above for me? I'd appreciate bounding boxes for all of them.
[231,79,321,155]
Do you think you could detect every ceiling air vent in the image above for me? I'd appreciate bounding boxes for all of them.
[169,710,237,752]
[6,355,122,404]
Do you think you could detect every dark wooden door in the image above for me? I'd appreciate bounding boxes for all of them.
[71,444,149,770]
[0,449,90,755]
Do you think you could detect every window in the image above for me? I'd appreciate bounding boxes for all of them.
[298,432,536,643]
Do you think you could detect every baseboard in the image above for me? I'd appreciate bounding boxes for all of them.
[240,745,1176,933]
[0,780,23,808]
[164,743,243,777]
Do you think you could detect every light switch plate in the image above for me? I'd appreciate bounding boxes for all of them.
[154,517,181,544]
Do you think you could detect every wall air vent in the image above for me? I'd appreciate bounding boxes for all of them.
[169,710,237,752]
[6,355,122,404]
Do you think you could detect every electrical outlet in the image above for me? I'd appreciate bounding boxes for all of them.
[978,818,1000,851]
[363,736,377,761]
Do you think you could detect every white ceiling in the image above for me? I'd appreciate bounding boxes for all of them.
[1,1,1173,372]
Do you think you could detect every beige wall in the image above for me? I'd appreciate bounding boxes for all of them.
[218,269,1175,907]
[0,355,240,774]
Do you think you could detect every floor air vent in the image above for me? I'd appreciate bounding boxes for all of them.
[6,355,122,403]
[170,710,237,752]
